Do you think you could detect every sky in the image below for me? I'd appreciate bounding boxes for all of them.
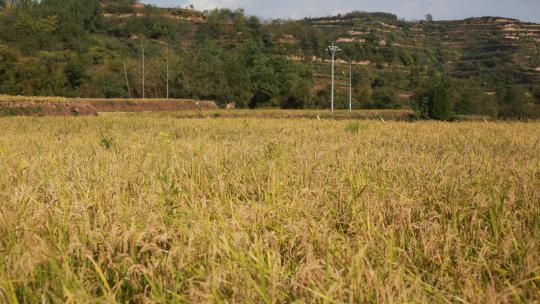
[144,0,540,23]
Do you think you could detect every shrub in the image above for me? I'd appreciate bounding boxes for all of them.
[454,82,498,117]
[371,87,399,109]
[99,133,116,150]
[533,86,540,105]
[497,85,529,119]
[345,121,360,133]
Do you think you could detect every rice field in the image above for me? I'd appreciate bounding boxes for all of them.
[0,114,539,303]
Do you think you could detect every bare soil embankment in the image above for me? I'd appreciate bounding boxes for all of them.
[87,99,218,112]
[0,96,219,116]
[0,101,97,117]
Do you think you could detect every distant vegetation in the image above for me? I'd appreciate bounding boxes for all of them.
[0,0,539,118]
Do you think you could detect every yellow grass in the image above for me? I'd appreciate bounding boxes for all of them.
[0,115,538,303]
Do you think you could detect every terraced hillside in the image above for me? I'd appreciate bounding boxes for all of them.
[275,14,540,107]
[0,1,538,115]
[420,17,540,82]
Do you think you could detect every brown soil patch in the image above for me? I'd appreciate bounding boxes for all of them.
[347,30,368,35]
[0,96,219,116]
[288,55,373,66]
[336,37,366,43]
[0,101,97,117]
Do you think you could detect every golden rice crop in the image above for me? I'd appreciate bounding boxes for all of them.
[0,115,538,303]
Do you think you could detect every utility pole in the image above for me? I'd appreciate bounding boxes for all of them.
[140,39,146,99]
[327,43,341,113]
[349,60,352,113]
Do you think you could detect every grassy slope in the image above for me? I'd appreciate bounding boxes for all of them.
[0,115,538,302]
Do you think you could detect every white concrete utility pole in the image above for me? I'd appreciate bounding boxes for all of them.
[349,60,352,113]
[327,43,341,113]
[140,39,147,99]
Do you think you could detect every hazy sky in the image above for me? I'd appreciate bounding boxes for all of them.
[144,0,540,22]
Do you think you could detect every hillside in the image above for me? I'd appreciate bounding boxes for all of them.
[0,0,538,117]
[292,14,540,110]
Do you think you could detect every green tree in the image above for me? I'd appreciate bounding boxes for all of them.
[372,87,398,109]
[281,76,311,109]
[13,14,59,51]
[497,85,529,118]
[415,79,453,120]
[65,60,85,90]
[222,51,252,107]
[454,82,498,117]
[533,86,540,105]
[430,82,452,120]
[0,45,19,92]
[41,0,101,47]
[98,73,124,98]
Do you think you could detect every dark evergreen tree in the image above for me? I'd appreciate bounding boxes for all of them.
[414,79,453,120]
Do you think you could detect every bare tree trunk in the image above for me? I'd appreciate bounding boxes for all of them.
[123,62,131,99]
[140,39,146,99]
